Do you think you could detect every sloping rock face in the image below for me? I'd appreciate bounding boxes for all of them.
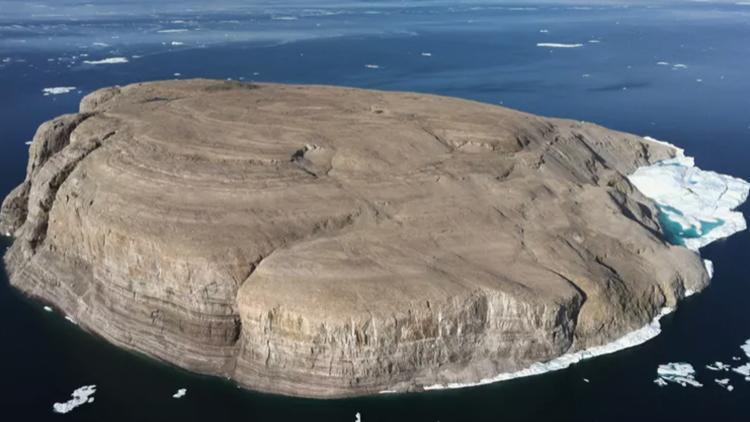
[1,80,708,398]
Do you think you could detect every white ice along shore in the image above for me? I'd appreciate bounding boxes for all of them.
[419,307,674,391]
[628,137,750,251]
[52,385,96,414]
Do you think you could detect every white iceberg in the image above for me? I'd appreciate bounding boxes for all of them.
[654,363,703,387]
[43,306,52,312]
[52,385,96,414]
[733,363,750,380]
[536,43,583,48]
[628,138,750,251]
[422,307,673,391]
[740,339,750,359]
[172,388,187,398]
[42,87,76,96]
[83,57,128,65]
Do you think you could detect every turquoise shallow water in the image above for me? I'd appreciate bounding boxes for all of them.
[657,205,725,246]
[2,1,750,421]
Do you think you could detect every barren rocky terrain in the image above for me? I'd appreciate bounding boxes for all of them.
[0,79,708,398]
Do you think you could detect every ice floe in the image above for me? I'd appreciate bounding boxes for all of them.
[536,43,583,48]
[421,52,432,57]
[733,363,750,380]
[654,363,703,387]
[170,41,184,46]
[158,29,188,33]
[706,361,731,371]
[657,61,670,66]
[740,339,750,358]
[83,57,128,65]
[628,138,750,251]
[65,315,77,325]
[422,307,673,391]
[355,412,361,422]
[172,388,187,398]
[703,260,714,279]
[364,64,380,69]
[43,306,52,312]
[52,385,96,414]
[715,378,734,391]
[42,86,76,96]
[673,63,688,69]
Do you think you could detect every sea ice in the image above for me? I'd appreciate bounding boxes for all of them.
[706,361,731,371]
[740,339,750,359]
[171,41,184,46]
[654,363,703,387]
[158,29,189,33]
[657,61,670,66]
[52,385,96,414]
[172,388,187,398]
[628,138,750,251]
[536,43,583,48]
[364,64,380,69]
[704,260,714,279]
[715,378,733,391]
[731,363,750,380]
[43,306,52,312]
[424,307,674,390]
[42,86,76,96]
[83,57,129,65]
[421,52,432,57]
[673,63,688,69]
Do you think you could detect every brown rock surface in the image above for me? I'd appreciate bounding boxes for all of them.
[0,79,708,398]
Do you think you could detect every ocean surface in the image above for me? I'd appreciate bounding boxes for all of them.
[2,1,750,420]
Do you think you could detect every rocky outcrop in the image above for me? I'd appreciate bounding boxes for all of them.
[0,80,708,398]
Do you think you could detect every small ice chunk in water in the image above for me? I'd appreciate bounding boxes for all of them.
[657,61,670,66]
[706,361,730,371]
[53,385,97,414]
[715,378,733,391]
[654,378,669,387]
[42,87,76,96]
[582,378,590,383]
[65,315,77,324]
[364,64,380,69]
[673,63,688,69]
[420,52,432,57]
[536,43,583,48]
[43,306,52,312]
[355,412,361,422]
[172,388,187,398]
[83,57,129,65]
[654,363,703,387]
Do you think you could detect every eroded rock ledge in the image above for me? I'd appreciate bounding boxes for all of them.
[0,80,708,398]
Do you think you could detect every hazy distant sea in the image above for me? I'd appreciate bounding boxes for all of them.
[2,2,750,420]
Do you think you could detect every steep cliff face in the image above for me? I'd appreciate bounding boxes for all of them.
[0,80,708,398]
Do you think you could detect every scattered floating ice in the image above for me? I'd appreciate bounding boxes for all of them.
[42,87,76,96]
[654,377,669,387]
[158,29,188,33]
[673,63,688,69]
[536,43,583,48]
[654,363,703,387]
[272,16,299,21]
[424,307,673,390]
[83,57,128,65]
[52,385,96,414]
[706,361,731,371]
[364,64,380,69]
[172,388,187,399]
[733,356,742,361]
[628,138,750,251]
[715,378,733,391]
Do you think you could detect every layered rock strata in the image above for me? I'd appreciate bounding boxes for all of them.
[1,80,708,398]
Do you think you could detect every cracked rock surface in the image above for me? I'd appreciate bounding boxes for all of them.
[1,79,708,398]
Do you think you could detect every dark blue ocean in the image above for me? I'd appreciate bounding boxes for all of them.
[1,1,750,420]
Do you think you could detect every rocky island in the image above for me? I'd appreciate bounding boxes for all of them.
[0,79,726,398]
